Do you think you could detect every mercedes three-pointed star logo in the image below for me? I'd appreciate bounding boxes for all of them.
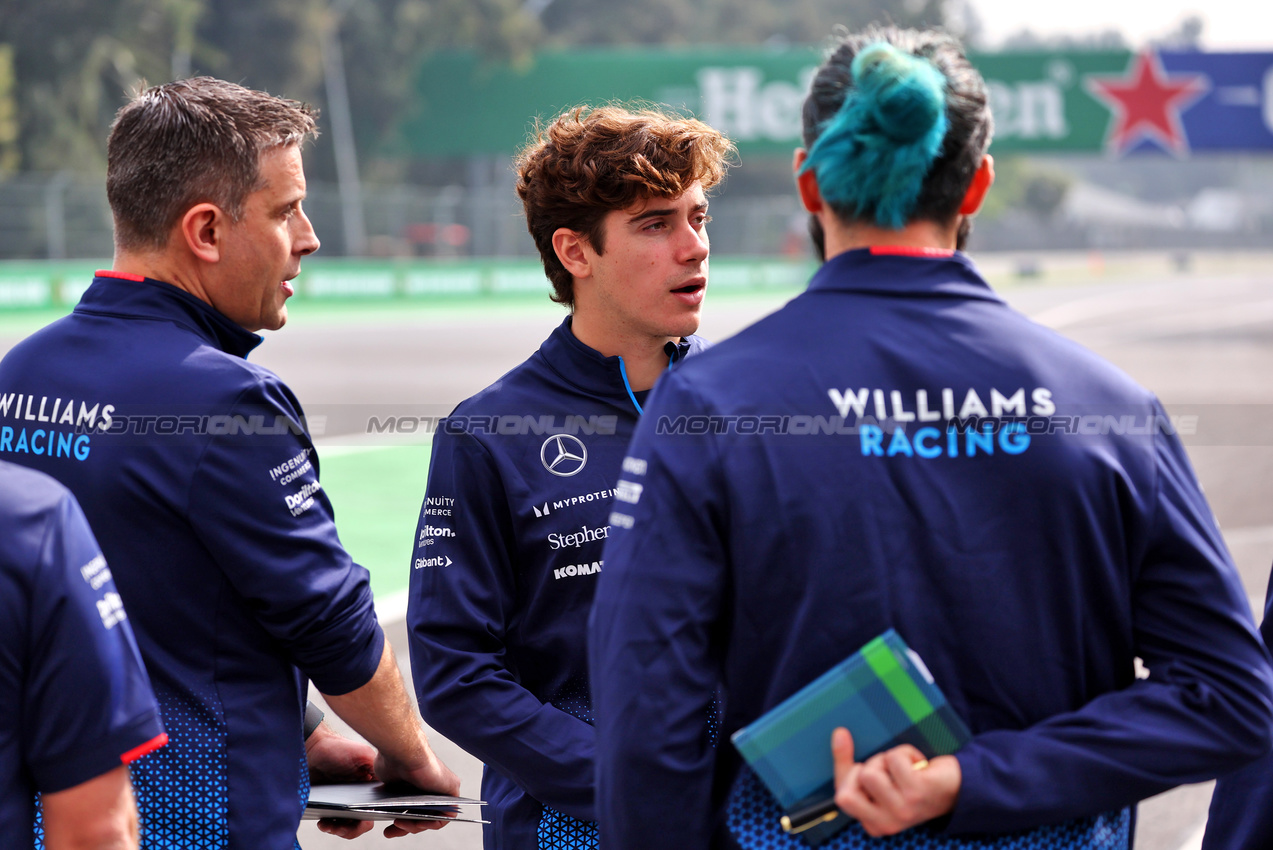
[540,434,588,477]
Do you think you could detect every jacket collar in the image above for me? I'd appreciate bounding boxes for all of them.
[75,271,264,359]
[537,316,706,406]
[807,247,1004,305]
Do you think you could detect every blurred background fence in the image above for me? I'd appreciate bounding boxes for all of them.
[5,155,1273,263]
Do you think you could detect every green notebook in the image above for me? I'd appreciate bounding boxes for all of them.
[730,629,970,845]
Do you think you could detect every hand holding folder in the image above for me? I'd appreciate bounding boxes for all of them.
[828,726,961,837]
[304,781,487,828]
[730,629,970,846]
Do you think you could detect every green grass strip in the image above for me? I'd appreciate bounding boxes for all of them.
[318,443,433,600]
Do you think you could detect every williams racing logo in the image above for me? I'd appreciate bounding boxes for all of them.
[541,434,588,477]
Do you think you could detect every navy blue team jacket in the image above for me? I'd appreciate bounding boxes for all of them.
[1203,577,1273,849]
[590,248,1273,850]
[407,318,706,849]
[0,273,385,849]
[0,461,165,836]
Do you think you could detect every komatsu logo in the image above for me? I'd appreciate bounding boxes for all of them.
[554,560,602,580]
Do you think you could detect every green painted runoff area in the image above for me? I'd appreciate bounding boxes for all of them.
[319,444,433,601]
[0,257,815,311]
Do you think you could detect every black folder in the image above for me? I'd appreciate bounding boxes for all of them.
[304,782,488,824]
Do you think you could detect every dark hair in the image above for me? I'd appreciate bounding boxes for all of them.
[107,77,318,251]
[514,105,735,308]
[801,27,992,234]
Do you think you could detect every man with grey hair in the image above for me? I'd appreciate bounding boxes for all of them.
[0,77,458,846]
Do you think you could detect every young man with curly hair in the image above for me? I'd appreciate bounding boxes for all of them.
[406,105,733,849]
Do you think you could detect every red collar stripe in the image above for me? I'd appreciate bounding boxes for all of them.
[95,270,146,282]
[868,246,955,258]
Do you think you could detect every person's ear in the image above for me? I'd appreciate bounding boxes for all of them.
[959,155,995,216]
[793,148,824,214]
[552,228,592,280]
[179,203,225,264]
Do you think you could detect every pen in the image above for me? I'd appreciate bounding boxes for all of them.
[779,759,929,835]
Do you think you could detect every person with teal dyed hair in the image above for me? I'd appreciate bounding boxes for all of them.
[796,27,994,260]
[589,24,1273,850]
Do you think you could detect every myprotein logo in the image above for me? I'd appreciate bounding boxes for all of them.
[531,488,617,519]
[541,434,588,477]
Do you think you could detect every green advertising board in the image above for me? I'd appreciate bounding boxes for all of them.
[399,47,1273,158]
[0,257,814,311]
[396,47,1132,158]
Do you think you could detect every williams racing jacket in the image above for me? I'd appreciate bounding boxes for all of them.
[1202,578,1273,850]
[0,272,385,848]
[590,248,1273,850]
[407,317,706,849]
[0,461,166,837]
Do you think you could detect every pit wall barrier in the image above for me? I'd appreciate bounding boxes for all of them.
[0,257,818,311]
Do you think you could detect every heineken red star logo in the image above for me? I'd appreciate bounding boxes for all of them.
[1085,51,1209,156]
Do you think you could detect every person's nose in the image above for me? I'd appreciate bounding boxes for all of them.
[294,206,320,256]
[678,218,709,264]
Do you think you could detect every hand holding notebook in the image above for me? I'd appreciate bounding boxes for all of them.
[829,725,961,836]
[730,629,970,845]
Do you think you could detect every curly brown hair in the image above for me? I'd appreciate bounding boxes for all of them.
[514,105,735,307]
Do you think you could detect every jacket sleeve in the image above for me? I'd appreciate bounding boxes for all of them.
[1202,575,1273,850]
[26,489,166,793]
[590,375,725,850]
[186,378,384,696]
[947,422,1273,832]
[407,425,596,821]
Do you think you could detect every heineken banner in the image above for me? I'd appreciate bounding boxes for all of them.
[398,47,1273,158]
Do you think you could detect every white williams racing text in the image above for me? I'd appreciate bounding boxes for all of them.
[0,392,116,463]
[827,386,1055,421]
